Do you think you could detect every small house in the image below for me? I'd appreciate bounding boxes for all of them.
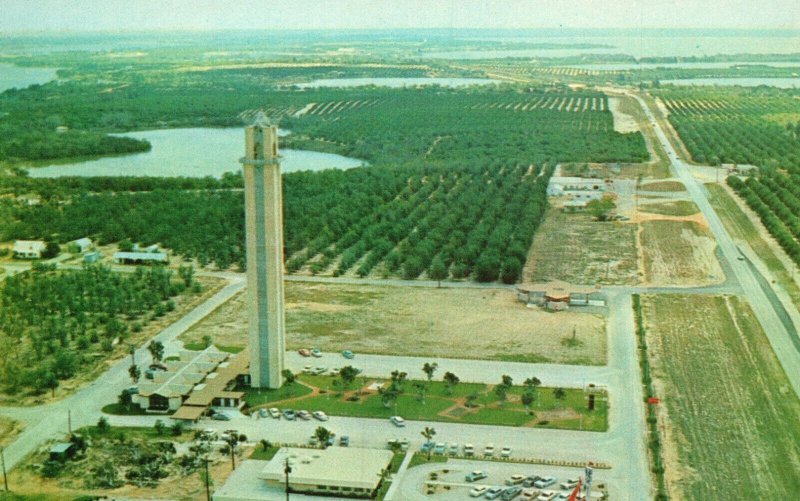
[49,442,76,462]
[68,237,92,254]
[12,240,46,259]
[113,251,168,265]
[83,251,101,264]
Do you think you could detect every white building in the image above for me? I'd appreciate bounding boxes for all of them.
[12,240,46,259]
[113,251,168,265]
[258,447,394,498]
[70,237,93,253]
[547,176,606,197]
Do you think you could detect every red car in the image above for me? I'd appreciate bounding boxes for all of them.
[298,348,311,357]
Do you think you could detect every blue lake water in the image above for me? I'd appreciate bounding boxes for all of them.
[661,77,800,88]
[294,77,502,88]
[0,63,58,92]
[27,128,366,178]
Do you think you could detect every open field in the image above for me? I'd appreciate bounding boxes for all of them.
[706,183,800,304]
[5,426,235,501]
[639,180,686,192]
[639,200,699,217]
[641,294,800,499]
[0,416,22,447]
[244,375,608,431]
[181,282,606,365]
[639,220,724,286]
[524,210,638,286]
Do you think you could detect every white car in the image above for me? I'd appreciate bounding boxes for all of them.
[560,478,580,490]
[500,446,512,457]
[485,487,504,500]
[483,444,495,456]
[534,477,556,489]
[469,485,489,497]
[389,416,405,427]
[464,443,475,456]
[505,474,526,485]
[312,411,329,421]
[522,488,539,499]
[537,491,557,501]
[268,407,280,418]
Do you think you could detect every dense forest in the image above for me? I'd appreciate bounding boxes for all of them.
[0,264,195,396]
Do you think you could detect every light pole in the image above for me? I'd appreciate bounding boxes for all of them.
[284,457,292,501]
[1,446,8,492]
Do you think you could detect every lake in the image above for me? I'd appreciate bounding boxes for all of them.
[27,128,366,178]
[566,62,800,71]
[661,77,800,88]
[0,63,58,92]
[294,77,502,88]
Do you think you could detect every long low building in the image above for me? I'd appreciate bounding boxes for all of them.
[259,447,393,498]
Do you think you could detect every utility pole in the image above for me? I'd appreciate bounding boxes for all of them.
[1,446,8,492]
[284,456,292,501]
[67,409,71,435]
[228,436,236,470]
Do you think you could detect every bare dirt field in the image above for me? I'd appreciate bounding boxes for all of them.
[639,220,724,286]
[638,200,699,217]
[0,416,22,447]
[642,294,800,500]
[639,180,686,192]
[180,282,607,365]
[524,210,638,285]
[607,96,641,133]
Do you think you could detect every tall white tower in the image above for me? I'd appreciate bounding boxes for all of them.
[240,111,285,389]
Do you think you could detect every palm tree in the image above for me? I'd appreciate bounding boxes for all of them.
[421,427,436,460]
[422,362,438,382]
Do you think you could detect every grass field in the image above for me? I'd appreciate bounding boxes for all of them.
[524,211,638,285]
[244,375,607,431]
[0,416,22,446]
[181,282,607,365]
[639,220,724,286]
[639,200,699,217]
[641,294,800,499]
[706,183,800,305]
[639,180,686,192]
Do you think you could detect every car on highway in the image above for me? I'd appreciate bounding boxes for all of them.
[389,415,405,427]
[341,349,355,359]
[268,407,280,419]
[536,491,557,501]
[485,487,504,500]
[433,442,446,454]
[505,474,525,486]
[298,348,311,357]
[339,435,349,446]
[310,348,322,357]
[463,443,475,456]
[533,477,556,489]
[297,410,312,420]
[484,444,495,456]
[500,446,512,458]
[312,411,329,421]
[211,412,230,421]
[258,408,268,418]
[501,486,523,500]
[468,485,489,497]
[281,409,296,420]
[465,470,488,482]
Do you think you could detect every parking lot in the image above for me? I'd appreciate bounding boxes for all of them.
[394,459,609,501]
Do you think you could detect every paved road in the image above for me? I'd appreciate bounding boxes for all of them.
[633,92,800,397]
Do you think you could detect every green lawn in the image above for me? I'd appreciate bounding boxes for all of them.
[244,375,607,431]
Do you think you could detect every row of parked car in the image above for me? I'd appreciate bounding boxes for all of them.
[421,442,512,458]
[255,407,330,422]
[466,471,583,500]
[298,348,355,359]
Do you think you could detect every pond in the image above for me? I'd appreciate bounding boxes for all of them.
[661,77,800,88]
[567,62,800,71]
[294,77,502,88]
[0,63,58,92]
[26,128,366,178]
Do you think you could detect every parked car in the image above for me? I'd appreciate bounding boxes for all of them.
[533,477,556,489]
[433,442,446,454]
[521,488,540,499]
[469,485,489,497]
[341,349,355,359]
[448,443,459,455]
[484,444,495,456]
[463,443,475,456]
[523,476,543,488]
[505,475,526,486]
[560,479,580,490]
[310,348,322,357]
[268,407,280,419]
[420,442,434,453]
[339,435,349,446]
[387,438,409,451]
[296,410,311,420]
[311,366,327,375]
[258,408,268,418]
[212,412,230,421]
[536,491,557,501]
[485,487,505,500]
[281,409,296,420]
[302,365,313,374]
[500,446,512,458]
[501,486,523,500]
[312,411,329,421]
[123,386,138,395]
[555,492,571,501]
[389,416,405,427]
[298,348,311,357]
[465,470,488,482]
[329,367,341,376]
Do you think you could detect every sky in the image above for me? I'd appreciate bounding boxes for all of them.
[1,0,798,32]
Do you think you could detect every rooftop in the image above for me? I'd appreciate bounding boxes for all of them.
[260,447,393,489]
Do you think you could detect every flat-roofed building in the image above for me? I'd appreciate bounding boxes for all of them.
[259,447,393,498]
[113,251,168,265]
[12,240,46,259]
